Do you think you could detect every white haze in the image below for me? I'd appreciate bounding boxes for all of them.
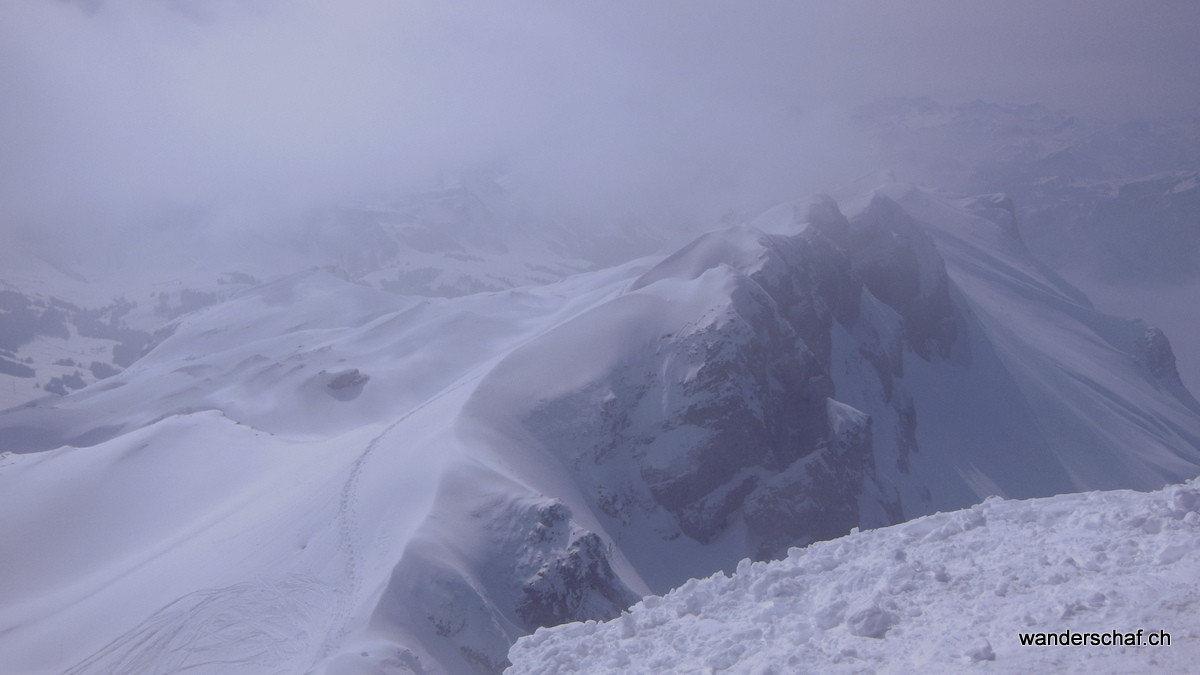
[2,0,1199,266]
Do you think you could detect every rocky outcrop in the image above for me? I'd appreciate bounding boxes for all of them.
[369,493,637,675]
[479,194,965,575]
[512,500,636,630]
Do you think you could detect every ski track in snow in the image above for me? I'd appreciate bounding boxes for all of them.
[61,575,335,675]
[319,409,413,660]
[61,418,389,675]
[317,425,379,661]
[62,374,477,674]
[317,372,484,665]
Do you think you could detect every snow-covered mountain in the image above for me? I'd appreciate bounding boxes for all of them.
[856,98,1200,391]
[2,183,1198,674]
[856,98,1200,196]
[0,176,658,412]
[507,477,1200,674]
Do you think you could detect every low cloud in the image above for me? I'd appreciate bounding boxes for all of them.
[2,0,1197,261]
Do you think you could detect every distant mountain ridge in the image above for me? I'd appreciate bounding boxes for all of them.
[857,96,1200,392]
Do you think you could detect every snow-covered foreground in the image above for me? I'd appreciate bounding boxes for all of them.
[508,479,1200,674]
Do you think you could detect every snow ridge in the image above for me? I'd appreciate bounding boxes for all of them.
[507,479,1200,674]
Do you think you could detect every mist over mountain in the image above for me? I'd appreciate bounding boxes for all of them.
[854,97,1200,390]
[5,1,1200,261]
[2,2,1199,674]
[3,183,1199,673]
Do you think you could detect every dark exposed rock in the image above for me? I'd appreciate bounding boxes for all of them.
[45,371,86,396]
[0,356,35,378]
[1138,326,1178,380]
[89,361,121,380]
[327,368,369,391]
[322,368,369,401]
[0,291,70,350]
[743,399,875,559]
[516,529,632,629]
[507,196,964,566]
[508,499,636,631]
[839,196,958,360]
[370,494,637,675]
[154,289,220,320]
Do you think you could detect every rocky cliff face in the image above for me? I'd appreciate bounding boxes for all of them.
[463,187,1200,634]
[365,485,640,675]
[468,193,976,584]
[376,193,983,673]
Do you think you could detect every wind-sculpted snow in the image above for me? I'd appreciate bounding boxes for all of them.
[2,186,1200,674]
[468,186,1200,593]
[464,226,872,581]
[856,98,1200,391]
[507,479,1200,674]
[62,575,338,675]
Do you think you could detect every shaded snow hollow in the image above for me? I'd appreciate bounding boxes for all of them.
[506,479,1200,674]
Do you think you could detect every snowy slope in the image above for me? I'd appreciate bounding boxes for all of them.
[0,177,630,412]
[855,97,1200,200]
[2,185,1199,674]
[506,478,1200,675]
[463,183,1200,574]
[0,263,653,674]
[856,97,1200,391]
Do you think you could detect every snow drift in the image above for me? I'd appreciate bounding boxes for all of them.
[506,478,1200,674]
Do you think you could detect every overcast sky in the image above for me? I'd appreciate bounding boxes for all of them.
[3,0,1199,251]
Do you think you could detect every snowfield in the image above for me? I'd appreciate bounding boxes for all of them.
[507,479,1200,674]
